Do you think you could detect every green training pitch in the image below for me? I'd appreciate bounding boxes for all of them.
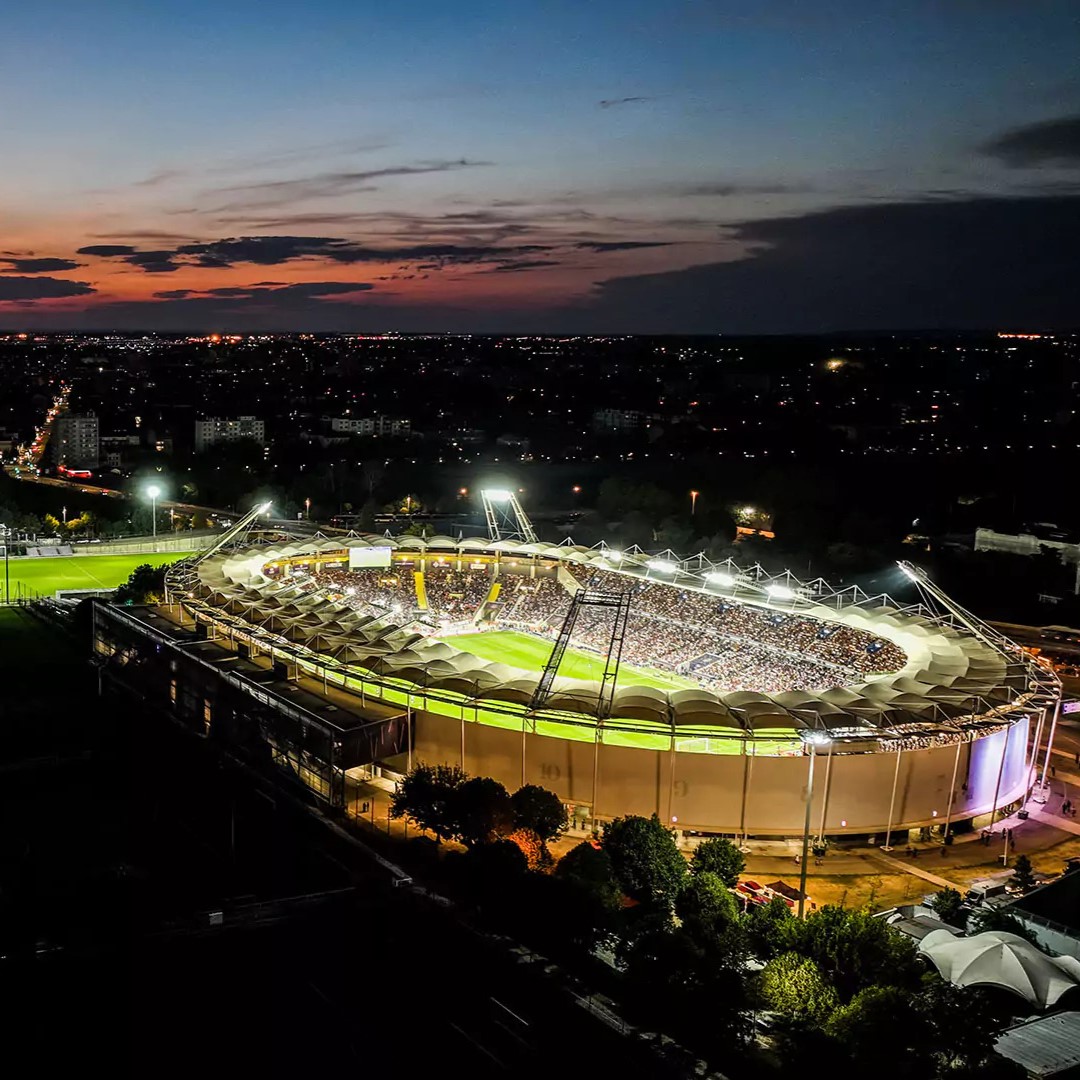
[440,628,699,692]
[3,552,193,601]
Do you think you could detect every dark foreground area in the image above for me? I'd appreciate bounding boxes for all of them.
[0,608,665,1078]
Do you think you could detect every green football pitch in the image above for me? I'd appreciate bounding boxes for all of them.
[2,552,193,601]
[440,628,698,692]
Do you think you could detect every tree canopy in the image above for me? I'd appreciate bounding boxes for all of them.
[602,814,688,910]
[928,886,967,928]
[115,562,169,604]
[675,871,738,932]
[510,784,568,842]
[760,952,838,1023]
[454,775,513,847]
[690,837,745,887]
[389,762,467,844]
[781,905,922,1001]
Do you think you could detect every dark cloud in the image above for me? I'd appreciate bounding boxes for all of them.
[567,193,1080,333]
[156,280,375,302]
[680,181,814,197]
[483,260,561,273]
[125,250,181,273]
[0,276,95,302]
[77,244,137,256]
[598,97,652,108]
[206,159,491,208]
[575,241,672,252]
[0,257,82,273]
[81,234,561,272]
[980,114,1080,167]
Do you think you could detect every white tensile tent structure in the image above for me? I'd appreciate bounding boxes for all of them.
[919,929,1080,1009]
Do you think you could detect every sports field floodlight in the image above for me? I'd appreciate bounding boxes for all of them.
[481,488,538,543]
[705,570,736,586]
[606,550,623,562]
[647,558,677,573]
[145,483,162,552]
[897,561,924,582]
[766,583,795,599]
[258,500,273,515]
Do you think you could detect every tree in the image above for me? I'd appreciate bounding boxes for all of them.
[785,905,922,1001]
[675,872,738,932]
[389,762,467,844]
[465,837,528,884]
[505,828,551,871]
[928,886,967,928]
[690,837,745,887]
[620,924,753,1058]
[42,513,61,534]
[827,985,933,1079]
[760,952,838,1023]
[556,842,621,905]
[510,784,568,842]
[743,894,794,960]
[602,814,688,910]
[454,775,513,847]
[357,499,378,531]
[915,981,1012,1077]
[1012,854,1035,893]
[968,906,1043,946]
[115,562,169,604]
[553,841,622,945]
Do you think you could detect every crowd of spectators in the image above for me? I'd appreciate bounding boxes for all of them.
[502,564,906,693]
[299,559,906,694]
[496,574,571,632]
[423,565,493,621]
[316,566,419,616]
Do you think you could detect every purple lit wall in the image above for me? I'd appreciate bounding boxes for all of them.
[965,717,1031,811]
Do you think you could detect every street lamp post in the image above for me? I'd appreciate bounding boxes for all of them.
[690,490,699,516]
[146,484,161,552]
[798,733,829,918]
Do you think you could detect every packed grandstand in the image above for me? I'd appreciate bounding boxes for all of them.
[275,556,906,695]
[164,527,1056,836]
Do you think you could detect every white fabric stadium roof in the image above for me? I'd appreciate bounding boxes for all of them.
[174,535,1036,734]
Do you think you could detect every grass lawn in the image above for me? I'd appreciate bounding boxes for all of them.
[440,628,698,692]
[3,551,192,600]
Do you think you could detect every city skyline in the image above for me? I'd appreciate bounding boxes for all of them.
[2,0,1078,333]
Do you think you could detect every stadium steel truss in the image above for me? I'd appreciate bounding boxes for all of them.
[161,525,1062,839]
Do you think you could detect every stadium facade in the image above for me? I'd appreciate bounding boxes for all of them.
[161,531,1060,842]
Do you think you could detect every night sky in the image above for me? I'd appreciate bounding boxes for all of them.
[2,0,1078,333]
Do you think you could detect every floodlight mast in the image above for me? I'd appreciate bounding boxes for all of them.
[192,500,274,566]
[480,489,538,544]
[895,560,1008,655]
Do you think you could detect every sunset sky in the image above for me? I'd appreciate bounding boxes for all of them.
[2,0,1078,332]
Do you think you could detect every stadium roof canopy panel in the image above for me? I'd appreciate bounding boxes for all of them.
[167,533,1050,744]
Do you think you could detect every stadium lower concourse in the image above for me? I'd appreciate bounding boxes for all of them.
[162,531,1060,841]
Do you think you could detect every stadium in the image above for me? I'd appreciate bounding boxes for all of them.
[163,497,1061,842]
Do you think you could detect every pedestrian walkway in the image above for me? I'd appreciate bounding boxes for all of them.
[867,850,964,891]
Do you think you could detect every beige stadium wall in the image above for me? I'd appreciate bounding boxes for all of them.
[406,709,1033,837]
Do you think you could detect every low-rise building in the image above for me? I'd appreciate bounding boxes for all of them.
[194,416,266,452]
[330,415,412,437]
